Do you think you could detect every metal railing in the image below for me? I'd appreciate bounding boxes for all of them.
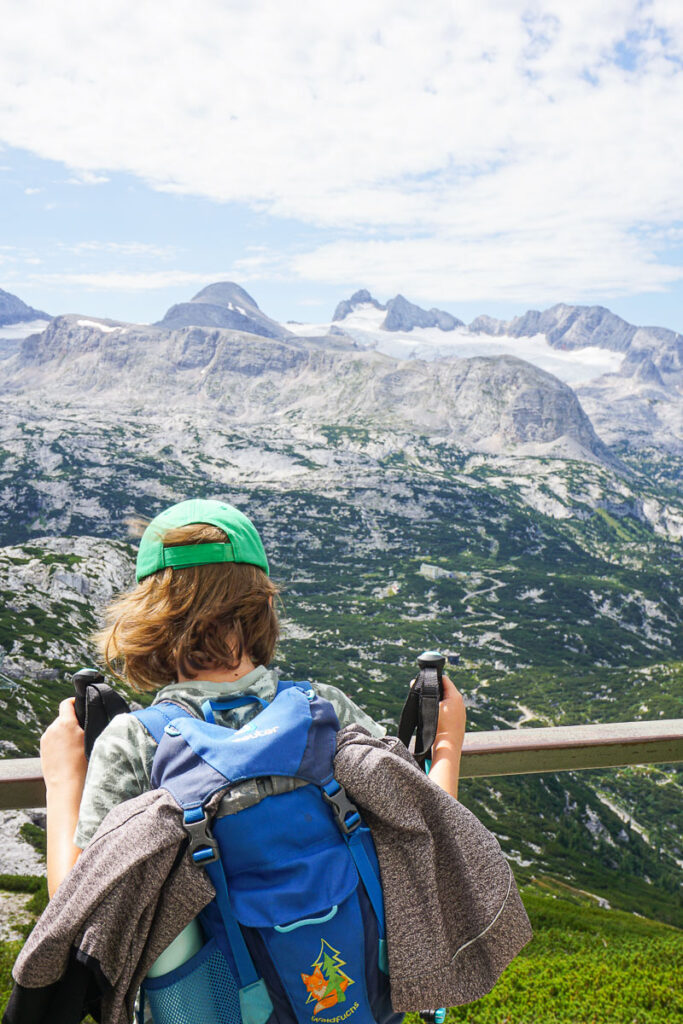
[1,718,682,810]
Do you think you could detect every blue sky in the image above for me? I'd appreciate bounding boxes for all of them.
[1,1,682,331]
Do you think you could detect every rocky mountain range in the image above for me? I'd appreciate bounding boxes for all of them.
[333,288,682,376]
[333,289,463,332]
[2,279,679,455]
[469,303,682,387]
[328,290,682,455]
[4,314,610,466]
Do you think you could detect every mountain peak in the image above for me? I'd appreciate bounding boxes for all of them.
[382,294,463,332]
[0,288,50,327]
[332,289,386,322]
[155,282,291,340]
[332,289,463,332]
[190,282,260,310]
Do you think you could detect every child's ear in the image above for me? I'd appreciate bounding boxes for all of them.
[268,595,273,607]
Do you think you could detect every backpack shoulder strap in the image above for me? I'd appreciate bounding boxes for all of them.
[136,684,307,743]
[275,679,312,695]
[132,700,195,744]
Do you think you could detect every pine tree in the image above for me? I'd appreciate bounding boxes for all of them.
[313,940,353,1005]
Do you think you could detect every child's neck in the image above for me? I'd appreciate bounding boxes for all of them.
[177,656,257,685]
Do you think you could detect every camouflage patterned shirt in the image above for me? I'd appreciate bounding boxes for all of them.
[75,665,385,849]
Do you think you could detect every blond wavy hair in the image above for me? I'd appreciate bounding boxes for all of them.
[95,521,280,692]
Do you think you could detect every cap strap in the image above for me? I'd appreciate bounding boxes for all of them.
[161,541,235,570]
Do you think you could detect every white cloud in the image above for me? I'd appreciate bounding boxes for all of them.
[66,171,110,185]
[290,229,683,303]
[23,186,42,195]
[0,1,682,301]
[0,246,43,268]
[17,270,229,291]
[63,241,179,259]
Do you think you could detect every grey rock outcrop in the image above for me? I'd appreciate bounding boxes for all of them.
[468,315,507,335]
[505,305,637,352]
[18,316,164,370]
[433,355,609,459]
[381,294,463,332]
[0,288,50,326]
[156,282,292,340]
[620,351,666,388]
[13,315,308,392]
[332,289,386,321]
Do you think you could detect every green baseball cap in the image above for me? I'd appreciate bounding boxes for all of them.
[135,498,269,582]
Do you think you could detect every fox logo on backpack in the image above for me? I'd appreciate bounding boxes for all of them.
[132,681,403,1024]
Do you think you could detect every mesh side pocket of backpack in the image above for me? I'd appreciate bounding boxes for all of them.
[144,937,242,1024]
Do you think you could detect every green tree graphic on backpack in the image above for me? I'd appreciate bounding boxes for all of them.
[312,939,354,1009]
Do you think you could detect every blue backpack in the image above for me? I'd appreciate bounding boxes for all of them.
[133,682,404,1024]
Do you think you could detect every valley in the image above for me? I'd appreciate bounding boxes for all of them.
[0,283,680,927]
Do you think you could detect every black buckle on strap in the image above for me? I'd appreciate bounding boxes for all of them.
[322,780,361,835]
[183,808,220,864]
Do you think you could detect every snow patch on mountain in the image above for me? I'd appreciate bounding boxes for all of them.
[295,316,624,383]
[76,319,126,333]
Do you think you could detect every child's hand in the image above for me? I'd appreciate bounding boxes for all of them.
[428,675,466,800]
[40,697,88,793]
[41,698,87,897]
[434,674,467,747]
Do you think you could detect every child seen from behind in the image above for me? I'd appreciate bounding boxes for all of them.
[40,498,467,898]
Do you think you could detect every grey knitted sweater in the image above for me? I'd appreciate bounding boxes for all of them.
[334,725,533,1010]
[10,727,532,1024]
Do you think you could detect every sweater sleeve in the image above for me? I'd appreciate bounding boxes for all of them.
[74,714,156,850]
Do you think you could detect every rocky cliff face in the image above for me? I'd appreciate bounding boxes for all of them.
[469,302,683,371]
[506,305,638,351]
[433,356,605,457]
[382,294,464,332]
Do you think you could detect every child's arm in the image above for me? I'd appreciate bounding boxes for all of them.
[40,697,87,897]
[426,674,467,800]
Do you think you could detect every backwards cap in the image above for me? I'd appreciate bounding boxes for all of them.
[135,498,269,582]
